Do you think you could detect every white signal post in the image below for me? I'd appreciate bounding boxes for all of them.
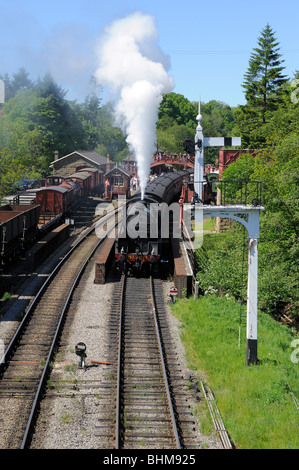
[194,99,241,199]
[194,100,204,199]
[200,205,262,365]
[192,99,262,365]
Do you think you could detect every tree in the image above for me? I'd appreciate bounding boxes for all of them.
[237,24,288,147]
[34,74,86,158]
[211,99,299,321]
[157,93,197,130]
[10,68,34,97]
[0,68,34,101]
[201,100,236,137]
[157,123,194,154]
[243,24,287,121]
[96,104,128,160]
[201,100,237,164]
[0,75,87,173]
[0,148,27,201]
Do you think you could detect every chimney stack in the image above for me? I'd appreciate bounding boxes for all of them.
[54,150,59,161]
[106,154,110,173]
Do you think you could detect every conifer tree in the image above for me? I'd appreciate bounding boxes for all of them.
[237,24,288,147]
[242,23,287,123]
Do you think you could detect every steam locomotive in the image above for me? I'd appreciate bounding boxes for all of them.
[115,170,191,273]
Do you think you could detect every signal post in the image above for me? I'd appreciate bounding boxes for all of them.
[187,100,263,365]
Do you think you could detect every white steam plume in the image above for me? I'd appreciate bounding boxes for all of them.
[94,12,174,198]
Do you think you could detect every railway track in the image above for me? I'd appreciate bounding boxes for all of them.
[111,274,202,449]
[0,203,226,449]
[0,209,117,449]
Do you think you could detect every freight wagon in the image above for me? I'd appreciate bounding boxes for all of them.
[35,181,81,226]
[0,204,40,262]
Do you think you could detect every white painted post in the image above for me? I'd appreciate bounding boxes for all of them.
[193,98,241,202]
[246,238,258,364]
[194,100,204,200]
[199,206,262,365]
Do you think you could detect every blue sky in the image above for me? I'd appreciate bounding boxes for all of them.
[1,0,298,107]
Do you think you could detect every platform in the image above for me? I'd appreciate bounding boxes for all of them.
[94,236,115,284]
[171,236,193,298]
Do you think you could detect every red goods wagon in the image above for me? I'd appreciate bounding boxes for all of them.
[36,181,81,226]
[0,204,40,232]
[45,175,66,187]
[77,167,104,195]
[65,172,91,197]
[77,167,97,190]
[35,186,69,218]
[60,180,81,208]
[0,204,40,260]
[60,180,81,195]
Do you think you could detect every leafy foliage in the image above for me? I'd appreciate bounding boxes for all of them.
[0,148,29,201]
[198,62,299,323]
[157,94,237,161]
[157,92,197,129]
[0,71,129,178]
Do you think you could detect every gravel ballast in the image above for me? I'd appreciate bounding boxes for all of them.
[29,257,221,449]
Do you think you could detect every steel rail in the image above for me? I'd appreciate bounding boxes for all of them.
[115,273,126,450]
[150,276,182,449]
[19,217,118,449]
[0,208,117,370]
[115,274,182,449]
[199,378,233,449]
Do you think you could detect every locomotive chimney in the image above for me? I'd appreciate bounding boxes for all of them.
[54,150,59,161]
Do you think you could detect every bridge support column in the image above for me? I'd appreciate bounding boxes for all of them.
[246,238,258,365]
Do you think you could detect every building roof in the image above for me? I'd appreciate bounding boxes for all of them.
[66,172,91,180]
[105,166,131,178]
[50,150,110,167]
[123,153,137,162]
[36,186,69,194]
[77,167,98,173]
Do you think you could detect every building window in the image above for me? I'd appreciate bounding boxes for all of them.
[114,177,123,186]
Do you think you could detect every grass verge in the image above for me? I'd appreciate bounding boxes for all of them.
[171,295,299,449]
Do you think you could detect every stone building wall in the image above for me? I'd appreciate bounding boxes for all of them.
[52,157,94,177]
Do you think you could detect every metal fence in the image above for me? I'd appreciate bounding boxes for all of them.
[216,180,262,206]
